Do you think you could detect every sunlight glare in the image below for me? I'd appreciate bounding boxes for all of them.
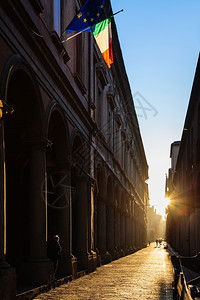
[164,197,170,208]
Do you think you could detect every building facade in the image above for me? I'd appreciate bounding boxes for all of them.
[0,0,148,298]
[166,54,200,256]
[147,206,166,242]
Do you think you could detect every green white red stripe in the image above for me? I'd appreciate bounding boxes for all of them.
[93,18,113,68]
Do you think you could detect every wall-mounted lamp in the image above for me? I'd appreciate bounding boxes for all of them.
[0,100,14,119]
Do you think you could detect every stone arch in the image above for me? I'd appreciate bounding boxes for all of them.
[114,184,121,255]
[106,175,114,257]
[46,102,69,163]
[70,129,89,174]
[1,54,45,134]
[96,164,107,258]
[125,195,131,251]
[120,191,126,251]
[2,55,48,284]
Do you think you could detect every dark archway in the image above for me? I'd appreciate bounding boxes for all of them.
[106,176,114,257]
[130,198,134,249]
[71,134,83,255]
[96,166,106,258]
[114,184,120,258]
[46,107,69,236]
[120,192,126,251]
[125,196,130,251]
[71,132,90,270]
[4,64,47,284]
[46,105,70,276]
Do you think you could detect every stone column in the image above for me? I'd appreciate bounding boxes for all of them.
[106,204,114,258]
[114,208,120,258]
[0,122,16,300]
[75,176,88,253]
[125,215,129,252]
[131,217,135,251]
[0,137,8,267]
[132,219,136,248]
[19,139,53,285]
[97,199,106,259]
[128,217,132,251]
[89,180,98,271]
[54,162,77,278]
[135,222,139,248]
[130,218,134,251]
[120,213,125,255]
[74,176,92,271]
[90,182,95,251]
[0,121,8,267]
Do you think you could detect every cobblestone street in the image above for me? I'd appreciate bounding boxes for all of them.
[34,244,174,300]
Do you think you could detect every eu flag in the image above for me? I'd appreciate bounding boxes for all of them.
[66,0,105,34]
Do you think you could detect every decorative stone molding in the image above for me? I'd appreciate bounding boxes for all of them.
[73,72,87,95]
[51,31,70,64]
[107,86,116,109]
[115,111,122,126]
[96,63,108,88]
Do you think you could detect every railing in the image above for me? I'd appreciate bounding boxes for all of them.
[171,253,200,299]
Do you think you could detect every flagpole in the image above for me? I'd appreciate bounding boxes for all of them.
[111,9,124,18]
[62,31,83,43]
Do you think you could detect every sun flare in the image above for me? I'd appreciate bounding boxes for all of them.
[164,197,170,208]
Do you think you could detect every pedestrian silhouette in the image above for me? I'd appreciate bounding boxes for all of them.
[47,234,62,279]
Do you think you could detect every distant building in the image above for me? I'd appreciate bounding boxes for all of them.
[0,1,148,298]
[166,54,200,256]
[147,206,166,241]
[165,141,180,198]
[165,141,180,247]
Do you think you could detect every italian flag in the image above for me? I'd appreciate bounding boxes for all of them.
[93,18,113,68]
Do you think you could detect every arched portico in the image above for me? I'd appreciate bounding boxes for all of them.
[120,192,126,253]
[2,57,51,288]
[106,175,114,259]
[130,199,135,250]
[46,104,74,276]
[125,196,132,253]
[71,132,92,271]
[96,165,107,260]
[114,184,121,258]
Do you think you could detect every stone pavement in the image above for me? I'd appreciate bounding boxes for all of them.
[34,244,174,300]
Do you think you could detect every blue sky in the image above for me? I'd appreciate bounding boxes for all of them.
[110,0,200,216]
